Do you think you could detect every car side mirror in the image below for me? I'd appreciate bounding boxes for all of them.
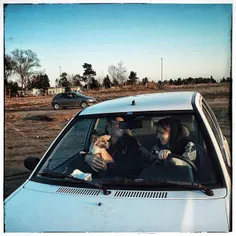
[24,156,40,171]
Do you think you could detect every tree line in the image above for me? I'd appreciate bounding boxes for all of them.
[4,49,232,96]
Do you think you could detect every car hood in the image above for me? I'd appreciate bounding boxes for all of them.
[5,181,229,232]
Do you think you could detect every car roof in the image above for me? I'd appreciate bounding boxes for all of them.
[56,92,81,95]
[80,91,198,116]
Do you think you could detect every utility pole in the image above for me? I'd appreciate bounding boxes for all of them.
[161,58,163,82]
[59,66,61,78]
[160,58,163,89]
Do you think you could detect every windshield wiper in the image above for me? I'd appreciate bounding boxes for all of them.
[101,178,214,196]
[38,171,111,195]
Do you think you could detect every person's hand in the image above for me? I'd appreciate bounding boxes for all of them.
[84,154,106,172]
[158,149,171,160]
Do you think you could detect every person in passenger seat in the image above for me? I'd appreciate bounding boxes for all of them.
[150,117,196,166]
[84,116,151,177]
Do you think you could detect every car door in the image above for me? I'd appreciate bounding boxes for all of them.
[67,93,78,107]
[75,94,83,106]
[59,93,70,107]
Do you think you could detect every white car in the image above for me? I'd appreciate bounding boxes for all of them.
[4,92,231,232]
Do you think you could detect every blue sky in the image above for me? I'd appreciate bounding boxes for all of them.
[4,3,232,86]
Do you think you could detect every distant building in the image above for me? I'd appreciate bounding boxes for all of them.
[17,88,34,97]
[32,88,43,96]
[25,89,34,96]
[47,87,65,95]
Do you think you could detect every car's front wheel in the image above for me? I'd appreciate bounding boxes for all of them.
[81,101,88,108]
[53,103,60,110]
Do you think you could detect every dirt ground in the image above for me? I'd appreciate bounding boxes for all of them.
[4,83,231,199]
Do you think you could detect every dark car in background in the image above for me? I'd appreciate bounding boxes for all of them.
[51,92,97,109]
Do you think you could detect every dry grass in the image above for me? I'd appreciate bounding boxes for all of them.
[5,83,230,111]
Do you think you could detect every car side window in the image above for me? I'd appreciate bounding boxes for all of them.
[67,93,74,98]
[202,100,228,167]
[60,94,67,99]
[94,118,107,135]
[82,118,107,151]
[203,99,224,138]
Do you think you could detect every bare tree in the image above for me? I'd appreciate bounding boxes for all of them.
[67,73,74,85]
[55,78,60,87]
[10,49,41,95]
[4,54,15,85]
[108,65,117,85]
[108,61,128,86]
[117,61,128,85]
[96,72,105,88]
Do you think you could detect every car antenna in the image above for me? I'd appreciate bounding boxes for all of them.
[131,100,136,106]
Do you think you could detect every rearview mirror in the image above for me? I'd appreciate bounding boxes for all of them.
[119,120,143,129]
[24,156,40,171]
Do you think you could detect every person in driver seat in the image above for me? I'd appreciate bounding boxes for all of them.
[150,117,197,166]
[84,116,151,177]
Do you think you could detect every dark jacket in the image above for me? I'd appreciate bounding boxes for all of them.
[104,133,151,177]
[165,117,190,154]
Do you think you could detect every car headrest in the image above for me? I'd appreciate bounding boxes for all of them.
[182,125,190,137]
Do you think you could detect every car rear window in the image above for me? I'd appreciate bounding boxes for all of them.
[54,94,62,99]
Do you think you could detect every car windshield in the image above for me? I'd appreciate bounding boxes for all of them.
[75,92,86,97]
[36,113,221,186]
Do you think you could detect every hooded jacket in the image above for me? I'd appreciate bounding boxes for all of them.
[151,117,196,165]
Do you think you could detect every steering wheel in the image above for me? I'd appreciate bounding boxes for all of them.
[151,153,198,172]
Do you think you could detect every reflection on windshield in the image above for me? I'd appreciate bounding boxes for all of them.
[37,114,219,186]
